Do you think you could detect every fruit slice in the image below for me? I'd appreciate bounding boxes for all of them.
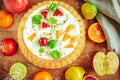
[65,24,74,32]
[70,36,78,43]
[33,71,52,80]
[41,22,50,28]
[50,50,61,59]
[83,75,99,80]
[65,66,85,80]
[56,30,63,39]
[81,2,97,19]
[40,9,48,18]
[88,23,105,43]
[64,43,74,48]
[27,33,36,41]
[93,51,119,76]
[10,63,28,80]
[53,8,64,16]
[62,33,71,41]
[48,40,57,49]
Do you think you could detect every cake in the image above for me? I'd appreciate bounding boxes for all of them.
[18,1,85,69]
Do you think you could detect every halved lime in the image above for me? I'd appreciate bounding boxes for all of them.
[10,63,28,80]
[81,2,97,19]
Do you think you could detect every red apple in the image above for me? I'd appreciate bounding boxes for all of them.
[3,0,29,13]
[0,38,18,56]
[93,51,119,76]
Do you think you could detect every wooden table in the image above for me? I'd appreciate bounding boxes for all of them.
[0,0,120,80]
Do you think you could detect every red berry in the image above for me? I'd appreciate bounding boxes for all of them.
[39,38,48,46]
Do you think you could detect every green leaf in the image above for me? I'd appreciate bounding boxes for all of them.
[50,50,61,59]
[49,4,58,12]
[32,14,42,24]
[48,17,57,25]
[48,39,57,49]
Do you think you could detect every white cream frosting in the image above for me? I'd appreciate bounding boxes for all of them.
[23,5,80,60]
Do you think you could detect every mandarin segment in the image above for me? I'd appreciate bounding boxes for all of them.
[56,30,63,39]
[28,33,36,41]
[70,36,78,42]
[64,43,74,48]
[65,24,74,32]
[62,33,71,41]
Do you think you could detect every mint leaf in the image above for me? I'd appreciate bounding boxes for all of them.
[49,4,58,12]
[32,14,42,24]
[48,17,57,25]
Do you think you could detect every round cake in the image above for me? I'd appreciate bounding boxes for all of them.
[18,1,85,69]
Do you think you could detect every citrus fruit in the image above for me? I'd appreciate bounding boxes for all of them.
[0,10,13,29]
[65,66,85,80]
[33,71,52,80]
[10,63,28,80]
[81,2,97,19]
[83,75,99,80]
[88,23,105,43]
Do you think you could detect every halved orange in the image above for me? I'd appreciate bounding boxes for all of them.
[88,23,105,43]
[83,75,99,80]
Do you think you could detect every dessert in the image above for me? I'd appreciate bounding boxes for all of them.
[18,1,85,69]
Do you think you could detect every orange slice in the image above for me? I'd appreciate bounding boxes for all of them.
[56,30,63,39]
[62,33,71,41]
[70,36,78,42]
[64,43,74,48]
[65,24,74,32]
[28,33,36,41]
[88,23,105,43]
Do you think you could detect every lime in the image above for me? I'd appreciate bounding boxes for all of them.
[81,2,97,19]
[10,63,28,80]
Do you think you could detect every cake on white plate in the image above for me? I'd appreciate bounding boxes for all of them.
[18,1,85,69]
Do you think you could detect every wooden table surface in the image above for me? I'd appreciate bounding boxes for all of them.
[0,0,120,80]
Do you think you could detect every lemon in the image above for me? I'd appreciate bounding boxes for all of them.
[65,66,85,80]
[81,2,97,19]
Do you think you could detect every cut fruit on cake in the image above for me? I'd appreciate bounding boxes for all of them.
[93,51,119,76]
[17,1,85,69]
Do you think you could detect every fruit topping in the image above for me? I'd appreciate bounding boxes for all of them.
[65,24,74,32]
[70,36,78,42]
[81,2,97,19]
[83,75,99,80]
[41,21,50,28]
[65,66,85,80]
[0,38,18,56]
[93,51,119,76]
[88,23,105,43]
[53,8,64,16]
[49,4,58,12]
[39,48,45,53]
[48,39,57,49]
[3,0,29,13]
[27,33,36,41]
[33,71,52,80]
[64,43,74,48]
[50,50,61,59]
[48,17,57,25]
[32,14,42,24]
[40,9,48,19]
[39,38,48,46]
[56,30,63,39]
[0,10,14,29]
[62,33,71,41]
[10,63,28,80]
